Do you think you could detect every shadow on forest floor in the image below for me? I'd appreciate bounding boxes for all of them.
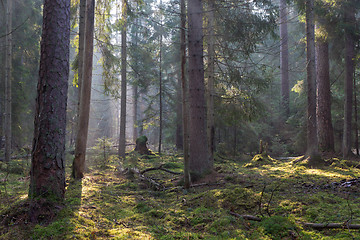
[1,154,360,239]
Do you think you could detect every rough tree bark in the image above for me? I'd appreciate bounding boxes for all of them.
[316,21,334,153]
[206,0,215,167]
[181,0,190,188]
[187,0,211,177]
[29,0,70,201]
[5,0,12,163]
[305,0,321,163]
[118,0,127,159]
[73,0,95,179]
[279,0,289,117]
[342,2,355,158]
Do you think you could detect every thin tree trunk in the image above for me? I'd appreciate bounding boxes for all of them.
[181,0,190,188]
[73,0,95,179]
[133,16,139,143]
[279,0,289,117]
[206,0,215,167]
[343,3,355,158]
[176,72,183,150]
[5,0,12,163]
[305,0,320,163]
[187,0,211,176]
[158,24,163,154]
[77,0,86,111]
[316,21,334,153]
[354,72,359,155]
[29,0,70,202]
[118,0,127,159]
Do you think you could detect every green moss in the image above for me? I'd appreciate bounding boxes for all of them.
[245,154,276,167]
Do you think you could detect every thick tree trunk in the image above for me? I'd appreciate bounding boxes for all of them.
[305,0,320,163]
[354,75,359,155]
[29,0,70,200]
[187,0,211,176]
[316,22,334,153]
[279,0,289,117]
[118,0,127,159]
[5,0,12,163]
[181,0,190,188]
[206,0,215,167]
[73,0,95,179]
[342,3,355,158]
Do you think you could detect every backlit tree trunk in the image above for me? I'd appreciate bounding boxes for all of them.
[73,0,95,179]
[118,0,127,159]
[29,0,70,201]
[316,22,334,153]
[342,3,355,158]
[279,0,289,117]
[5,0,12,163]
[187,0,211,176]
[305,0,320,163]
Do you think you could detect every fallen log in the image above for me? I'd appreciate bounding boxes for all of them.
[229,211,360,230]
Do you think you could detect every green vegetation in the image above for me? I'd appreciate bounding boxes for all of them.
[1,152,360,239]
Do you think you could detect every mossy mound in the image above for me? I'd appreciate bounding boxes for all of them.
[188,187,259,214]
[245,154,276,167]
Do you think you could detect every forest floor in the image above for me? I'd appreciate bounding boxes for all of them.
[1,150,360,239]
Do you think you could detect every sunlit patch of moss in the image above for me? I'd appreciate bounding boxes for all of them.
[245,154,277,168]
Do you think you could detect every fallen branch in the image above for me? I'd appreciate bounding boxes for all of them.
[229,211,261,221]
[229,211,360,230]
[302,222,360,230]
[128,168,164,191]
[140,164,182,175]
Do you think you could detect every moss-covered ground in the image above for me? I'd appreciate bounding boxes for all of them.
[1,152,360,239]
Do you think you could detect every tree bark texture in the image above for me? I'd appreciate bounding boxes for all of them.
[5,0,12,163]
[342,3,355,158]
[118,0,127,159]
[73,0,95,179]
[181,0,190,188]
[158,30,163,154]
[279,0,289,117]
[77,0,86,107]
[176,72,183,150]
[316,23,334,153]
[305,0,319,161]
[29,0,70,200]
[187,0,211,176]
[206,0,215,168]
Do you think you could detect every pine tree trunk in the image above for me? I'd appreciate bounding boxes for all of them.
[354,75,359,155]
[187,0,211,176]
[73,0,95,179]
[77,0,86,109]
[316,22,334,153]
[118,0,127,159]
[206,0,215,168]
[132,17,139,143]
[5,0,12,163]
[279,0,289,117]
[176,72,183,150]
[342,3,355,158]
[181,0,190,188]
[305,0,320,163]
[158,29,163,154]
[29,0,70,201]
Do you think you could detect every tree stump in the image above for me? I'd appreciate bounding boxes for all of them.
[134,136,152,155]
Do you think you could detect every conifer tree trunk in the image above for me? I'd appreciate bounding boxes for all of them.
[181,0,190,188]
[73,0,95,179]
[133,17,139,143]
[158,22,163,154]
[29,0,70,201]
[176,72,183,150]
[77,0,86,107]
[316,21,334,153]
[305,0,320,162]
[206,0,215,167]
[343,3,355,158]
[187,0,211,176]
[4,0,12,163]
[354,75,359,155]
[118,0,127,159]
[279,0,289,117]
